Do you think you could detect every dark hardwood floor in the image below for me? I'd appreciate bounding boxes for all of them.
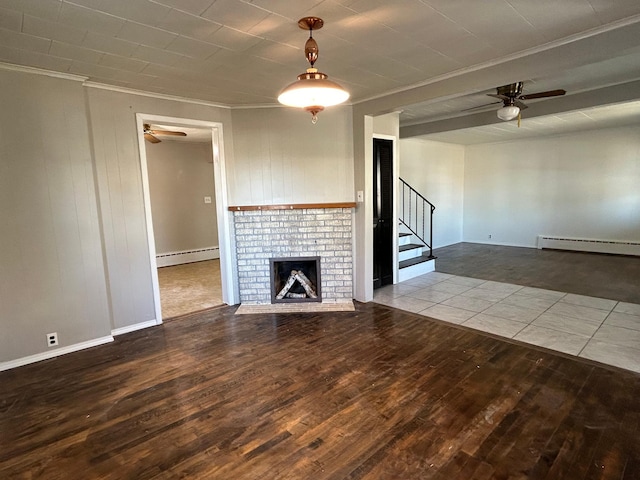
[433,243,640,304]
[1,302,638,479]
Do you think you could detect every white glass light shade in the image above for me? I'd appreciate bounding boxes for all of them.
[278,71,349,109]
[497,105,520,121]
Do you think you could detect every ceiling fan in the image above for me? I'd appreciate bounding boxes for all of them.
[143,123,187,143]
[466,82,566,123]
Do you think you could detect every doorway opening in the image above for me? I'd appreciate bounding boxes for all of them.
[136,114,238,323]
[373,137,394,289]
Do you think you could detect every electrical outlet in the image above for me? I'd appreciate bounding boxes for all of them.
[46,332,58,347]
[204,196,212,204]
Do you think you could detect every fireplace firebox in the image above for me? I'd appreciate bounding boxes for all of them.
[270,256,321,303]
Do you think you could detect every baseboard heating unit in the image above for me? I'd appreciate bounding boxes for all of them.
[537,236,640,256]
[156,246,220,267]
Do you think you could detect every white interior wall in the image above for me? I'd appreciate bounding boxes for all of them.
[399,138,465,248]
[373,113,400,138]
[229,106,354,205]
[0,70,111,366]
[463,125,640,246]
[351,111,373,302]
[146,141,218,255]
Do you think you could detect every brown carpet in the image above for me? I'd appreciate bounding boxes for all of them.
[158,259,222,319]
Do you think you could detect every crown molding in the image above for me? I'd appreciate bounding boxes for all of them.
[0,61,88,82]
[0,61,351,111]
[232,103,285,110]
[83,82,232,109]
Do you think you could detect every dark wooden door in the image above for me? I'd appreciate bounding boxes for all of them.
[373,138,394,289]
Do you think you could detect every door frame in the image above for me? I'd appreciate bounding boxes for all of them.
[135,113,238,323]
[373,133,399,285]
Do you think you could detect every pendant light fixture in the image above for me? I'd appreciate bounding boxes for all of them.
[277,17,350,124]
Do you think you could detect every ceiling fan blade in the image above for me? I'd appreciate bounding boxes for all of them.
[487,93,510,101]
[461,100,501,112]
[144,133,161,144]
[149,129,187,137]
[514,99,528,110]
[519,89,566,100]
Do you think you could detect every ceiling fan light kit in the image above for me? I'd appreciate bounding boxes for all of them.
[277,17,349,124]
[497,105,520,121]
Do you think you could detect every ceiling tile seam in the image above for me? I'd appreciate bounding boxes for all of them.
[49,40,104,66]
[415,0,478,38]
[163,36,220,62]
[502,0,538,31]
[64,1,135,25]
[64,1,233,50]
[23,13,89,47]
[319,11,473,69]
[67,9,232,54]
[236,0,285,19]
[310,31,437,78]
[199,2,271,33]
[147,0,213,18]
[14,20,131,65]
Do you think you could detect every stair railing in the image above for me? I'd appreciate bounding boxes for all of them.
[399,178,436,259]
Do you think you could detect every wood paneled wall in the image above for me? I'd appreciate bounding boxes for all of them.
[86,88,233,330]
[0,70,111,363]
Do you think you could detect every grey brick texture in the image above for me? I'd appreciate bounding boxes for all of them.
[233,208,354,304]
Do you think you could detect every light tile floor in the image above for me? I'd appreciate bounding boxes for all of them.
[373,272,640,374]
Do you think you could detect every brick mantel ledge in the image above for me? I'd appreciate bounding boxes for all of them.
[228,202,356,211]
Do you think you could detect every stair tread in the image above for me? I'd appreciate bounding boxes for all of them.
[399,254,437,269]
[399,232,411,237]
[399,243,424,252]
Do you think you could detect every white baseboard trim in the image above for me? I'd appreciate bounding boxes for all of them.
[156,246,220,267]
[537,235,640,256]
[111,319,159,336]
[0,335,114,372]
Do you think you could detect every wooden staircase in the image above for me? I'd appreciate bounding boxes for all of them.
[398,227,435,282]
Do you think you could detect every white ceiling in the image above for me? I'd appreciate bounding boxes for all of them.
[2,0,640,142]
[416,100,640,145]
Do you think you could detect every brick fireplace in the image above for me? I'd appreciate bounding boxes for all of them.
[232,205,354,305]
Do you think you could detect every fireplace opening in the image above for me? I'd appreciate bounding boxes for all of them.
[270,256,321,303]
